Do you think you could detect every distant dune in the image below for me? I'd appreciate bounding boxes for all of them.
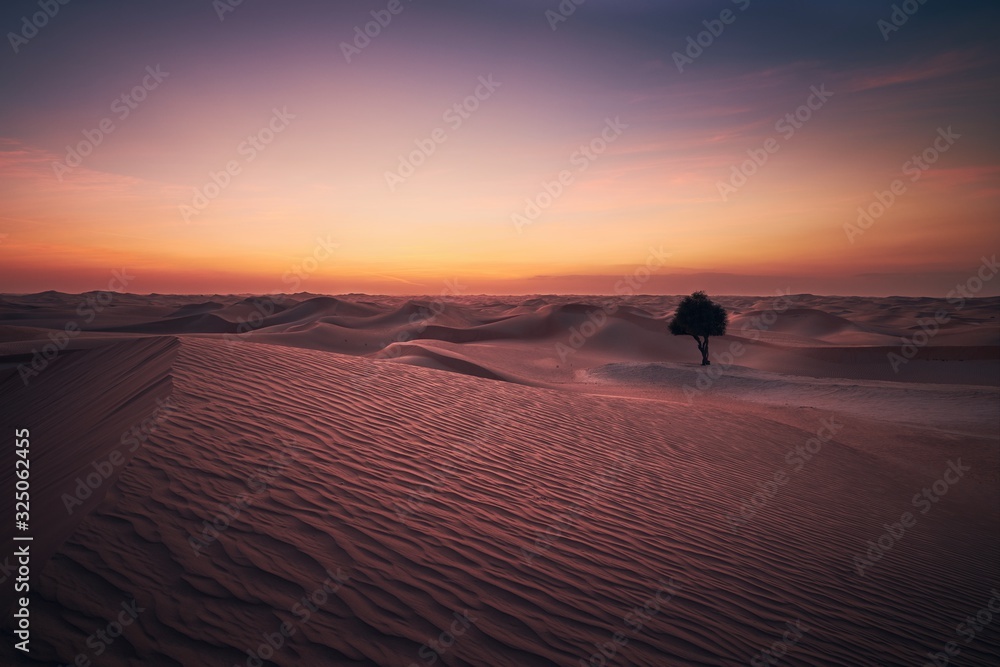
[0,293,997,665]
[165,301,226,317]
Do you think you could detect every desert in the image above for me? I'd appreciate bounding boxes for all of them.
[1,290,997,665]
[2,1,999,664]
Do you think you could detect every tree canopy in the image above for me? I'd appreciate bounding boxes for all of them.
[668,291,728,365]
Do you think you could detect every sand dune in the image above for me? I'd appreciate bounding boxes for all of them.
[590,360,1000,432]
[0,293,997,666]
[732,307,874,337]
[166,301,226,317]
[104,313,240,335]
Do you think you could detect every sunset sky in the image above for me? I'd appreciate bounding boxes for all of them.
[1,0,998,295]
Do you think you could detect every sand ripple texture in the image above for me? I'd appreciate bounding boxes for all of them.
[6,337,999,666]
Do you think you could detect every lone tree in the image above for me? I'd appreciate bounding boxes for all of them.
[668,291,728,366]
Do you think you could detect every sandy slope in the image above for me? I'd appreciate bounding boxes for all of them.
[0,293,997,666]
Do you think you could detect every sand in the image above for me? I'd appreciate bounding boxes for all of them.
[0,292,997,666]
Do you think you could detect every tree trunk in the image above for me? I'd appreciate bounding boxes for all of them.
[700,337,710,365]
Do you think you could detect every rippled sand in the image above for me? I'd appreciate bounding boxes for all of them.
[1,293,997,665]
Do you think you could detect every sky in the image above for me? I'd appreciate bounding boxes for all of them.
[0,0,998,296]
